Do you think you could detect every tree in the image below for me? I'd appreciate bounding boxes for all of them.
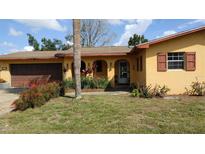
[66,19,115,47]
[39,38,71,51]
[53,39,63,50]
[27,34,40,50]
[128,34,148,47]
[73,19,81,99]
[26,34,71,51]
[41,38,57,51]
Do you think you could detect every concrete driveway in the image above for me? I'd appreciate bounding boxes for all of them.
[0,88,23,116]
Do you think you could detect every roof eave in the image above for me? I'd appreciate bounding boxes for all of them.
[64,53,128,57]
[0,57,63,61]
[136,44,149,49]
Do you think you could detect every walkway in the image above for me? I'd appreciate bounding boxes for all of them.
[0,88,23,116]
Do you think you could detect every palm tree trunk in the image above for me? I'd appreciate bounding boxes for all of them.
[73,19,81,99]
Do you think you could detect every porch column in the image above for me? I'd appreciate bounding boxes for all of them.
[129,59,134,84]
[0,63,11,85]
[107,60,115,87]
[63,60,72,80]
[86,60,94,78]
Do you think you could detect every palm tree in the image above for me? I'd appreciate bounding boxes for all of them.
[73,19,81,99]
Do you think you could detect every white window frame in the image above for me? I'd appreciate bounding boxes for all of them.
[167,52,185,70]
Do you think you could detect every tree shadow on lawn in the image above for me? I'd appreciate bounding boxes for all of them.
[63,95,76,99]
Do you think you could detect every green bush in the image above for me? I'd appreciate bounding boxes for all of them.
[131,89,140,97]
[185,80,205,96]
[81,77,96,89]
[95,77,110,89]
[131,84,170,98]
[13,82,61,111]
[152,85,170,98]
[139,85,153,98]
[63,77,110,89]
[62,79,75,89]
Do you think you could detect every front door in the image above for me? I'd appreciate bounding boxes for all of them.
[118,61,129,84]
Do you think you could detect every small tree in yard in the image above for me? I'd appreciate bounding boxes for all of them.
[73,19,82,99]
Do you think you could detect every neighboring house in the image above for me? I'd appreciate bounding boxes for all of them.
[0,26,205,94]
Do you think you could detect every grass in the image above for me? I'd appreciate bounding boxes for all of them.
[0,95,205,133]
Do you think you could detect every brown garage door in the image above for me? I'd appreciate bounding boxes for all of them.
[10,63,63,87]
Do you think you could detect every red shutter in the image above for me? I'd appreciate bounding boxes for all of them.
[157,53,167,72]
[185,52,196,71]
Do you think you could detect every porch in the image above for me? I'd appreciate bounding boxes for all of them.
[64,58,132,88]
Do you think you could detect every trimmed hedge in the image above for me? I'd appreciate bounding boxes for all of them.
[13,82,61,111]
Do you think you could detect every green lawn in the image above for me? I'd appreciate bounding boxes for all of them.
[0,95,205,133]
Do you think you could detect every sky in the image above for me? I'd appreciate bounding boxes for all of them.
[0,19,205,55]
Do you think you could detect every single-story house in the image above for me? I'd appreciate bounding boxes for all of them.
[0,26,205,94]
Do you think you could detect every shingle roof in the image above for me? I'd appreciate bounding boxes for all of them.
[129,26,205,54]
[0,46,130,60]
[136,26,205,49]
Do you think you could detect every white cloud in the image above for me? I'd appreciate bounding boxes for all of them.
[23,46,34,51]
[14,19,67,32]
[107,19,123,25]
[163,30,177,36]
[107,19,137,25]
[0,48,23,55]
[178,19,205,29]
[66,41,73,46]
[9,27,23,36]
[0,41,15,47]
[156,30,177,38]
[114,19,152,45]
[0,46,34,55]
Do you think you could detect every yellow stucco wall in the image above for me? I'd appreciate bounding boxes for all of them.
[134,50,146,87]
[145,30,205,94]
[0,62,10,84]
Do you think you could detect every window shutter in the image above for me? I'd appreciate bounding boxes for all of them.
[157,53,167,72]
[185,52,196,71]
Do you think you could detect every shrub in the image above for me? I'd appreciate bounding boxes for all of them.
[28,75,51,89]
[62,79,75,89]
[131,89,140,97]
[186,80,205,96]
[0,78,6,83]
[139,85,153,98]
[131,84,170,98]
[95,78,110,89]
[63,77,110,89]
[152,85,170,98]
[13,82,61,111]
[129,83,137,92]
[81,77,96,89]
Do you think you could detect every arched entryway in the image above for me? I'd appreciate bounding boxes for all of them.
[93,60,108,79]
[71,61,86,78]
[114,59,130,85]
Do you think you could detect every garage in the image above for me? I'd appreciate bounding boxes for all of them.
[10,63,63,87]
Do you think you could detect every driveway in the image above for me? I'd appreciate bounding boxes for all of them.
[0,88,23,116]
